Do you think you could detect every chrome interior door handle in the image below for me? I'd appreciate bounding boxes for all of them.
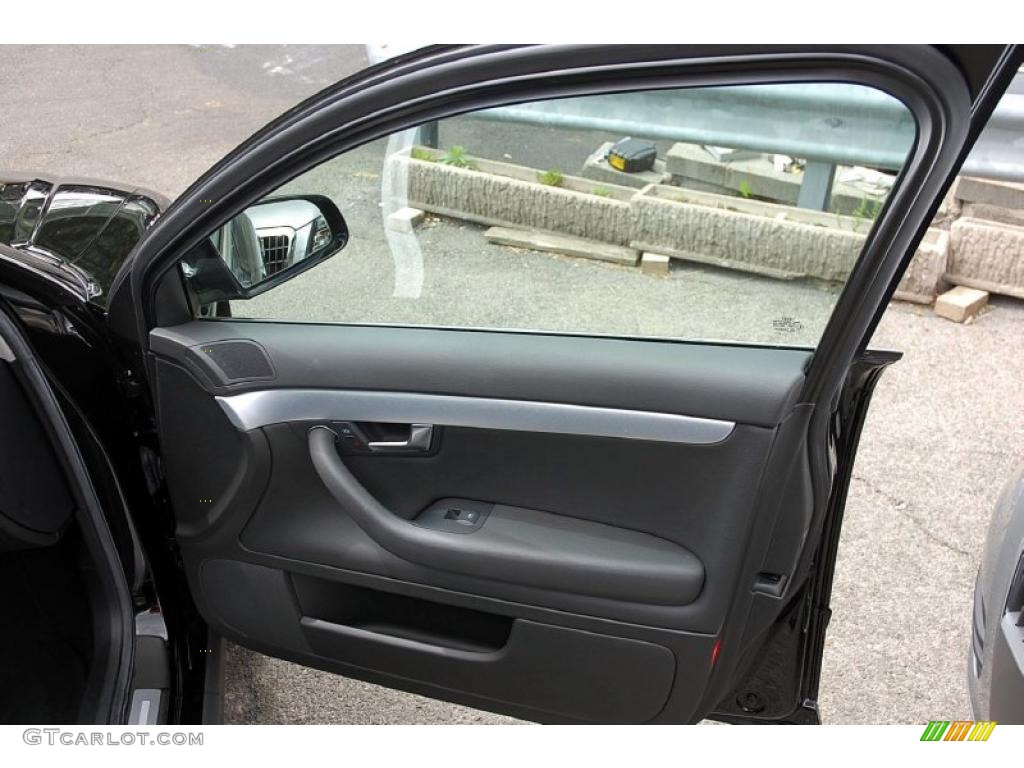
[368,423,433,453]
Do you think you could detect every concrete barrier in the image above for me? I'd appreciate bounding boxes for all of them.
[954,177,1024,211]
[665,142,884,215]
[947,217,1024,300]
[631,186,867,283]
[894,228,949,304]
[392,147,1000,305]
[399,149,636,246]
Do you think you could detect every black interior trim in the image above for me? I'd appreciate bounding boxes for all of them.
[0,304,134,723]
[0,358,74,548]
[152,322,811,427]
[153,352,783,632]
[308,425,705,606]
[292,575,514,653]
[199,558,685,723]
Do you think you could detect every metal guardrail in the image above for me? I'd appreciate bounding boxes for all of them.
[475,76,1024,211]
[476,77,1024,185]
[479,85,916,172]
[963,75,1024,181]
[473,84,916,211]
[368,44,1023,211]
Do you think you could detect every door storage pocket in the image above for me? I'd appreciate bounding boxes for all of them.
[293,576,675,722]
[292,574,513,653]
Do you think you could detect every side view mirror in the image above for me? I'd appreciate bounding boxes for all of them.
[183,194,348,305]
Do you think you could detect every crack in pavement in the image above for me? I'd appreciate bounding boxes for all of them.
[851,473,974,558]
[66,113,153,147]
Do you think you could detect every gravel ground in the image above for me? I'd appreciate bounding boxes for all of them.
[3,44,1022,724]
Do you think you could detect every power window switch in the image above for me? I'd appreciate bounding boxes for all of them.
[415,498,493,534]
[444,508,480,525]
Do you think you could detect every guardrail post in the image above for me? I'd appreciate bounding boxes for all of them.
[796,161,836,211]
[417,121,439,148]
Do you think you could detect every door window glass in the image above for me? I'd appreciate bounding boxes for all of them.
[188,82,916,346]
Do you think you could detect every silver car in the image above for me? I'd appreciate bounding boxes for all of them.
[970,466,1024,722]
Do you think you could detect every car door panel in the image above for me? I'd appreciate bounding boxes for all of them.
[111,45,1021,723]
[200,557,696,723]
[146,318,813,722]
[149,322,810,425]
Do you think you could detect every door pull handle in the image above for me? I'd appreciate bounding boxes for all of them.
[367,423,433,453]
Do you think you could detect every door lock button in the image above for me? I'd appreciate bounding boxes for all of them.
[329,421,369,451]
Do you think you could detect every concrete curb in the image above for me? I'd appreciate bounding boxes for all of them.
[393,147,1015,305]
[398,148,873,282]
[631,186,866,283]
[400,150,636,246]
[665,142,885,215]
[947,217,1024,300]
[894,228,949,304]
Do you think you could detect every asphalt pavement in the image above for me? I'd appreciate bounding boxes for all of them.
[3,44,1023,724]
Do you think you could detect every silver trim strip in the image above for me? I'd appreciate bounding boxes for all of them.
[215,390,734,445]
[128,689,161,725]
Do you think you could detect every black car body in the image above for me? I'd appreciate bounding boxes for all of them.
[0,44,1020,726]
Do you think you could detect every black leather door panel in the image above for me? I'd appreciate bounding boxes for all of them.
[151,322,810,426]
[150,322,812,721]
[239,419,773,630]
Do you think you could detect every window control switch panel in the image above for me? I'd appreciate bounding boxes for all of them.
[414,498,494,534]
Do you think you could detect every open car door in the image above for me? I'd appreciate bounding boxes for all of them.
[109,45,1021,724]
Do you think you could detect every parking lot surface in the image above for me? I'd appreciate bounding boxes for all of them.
[4,44,1023,724]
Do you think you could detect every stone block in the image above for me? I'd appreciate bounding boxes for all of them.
[893,228,949,304]
[934,286,989,323]
[640,252,670,276]
[947,217,1024,299]
[665,142,882,214]
[961,202,1024,228]
[953,176,1024,211]
[394,149,903,288]
[386,206,425,233]
[399,152,637,247]
[484,227,639,266]
[666,142,802,204]
[631,185,866,283]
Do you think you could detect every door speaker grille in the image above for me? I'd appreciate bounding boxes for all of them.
[192,340,275,383]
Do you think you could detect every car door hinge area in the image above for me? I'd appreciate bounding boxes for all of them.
[116,366,145,400]
[710,582,820,724]
[138,443,166,499]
